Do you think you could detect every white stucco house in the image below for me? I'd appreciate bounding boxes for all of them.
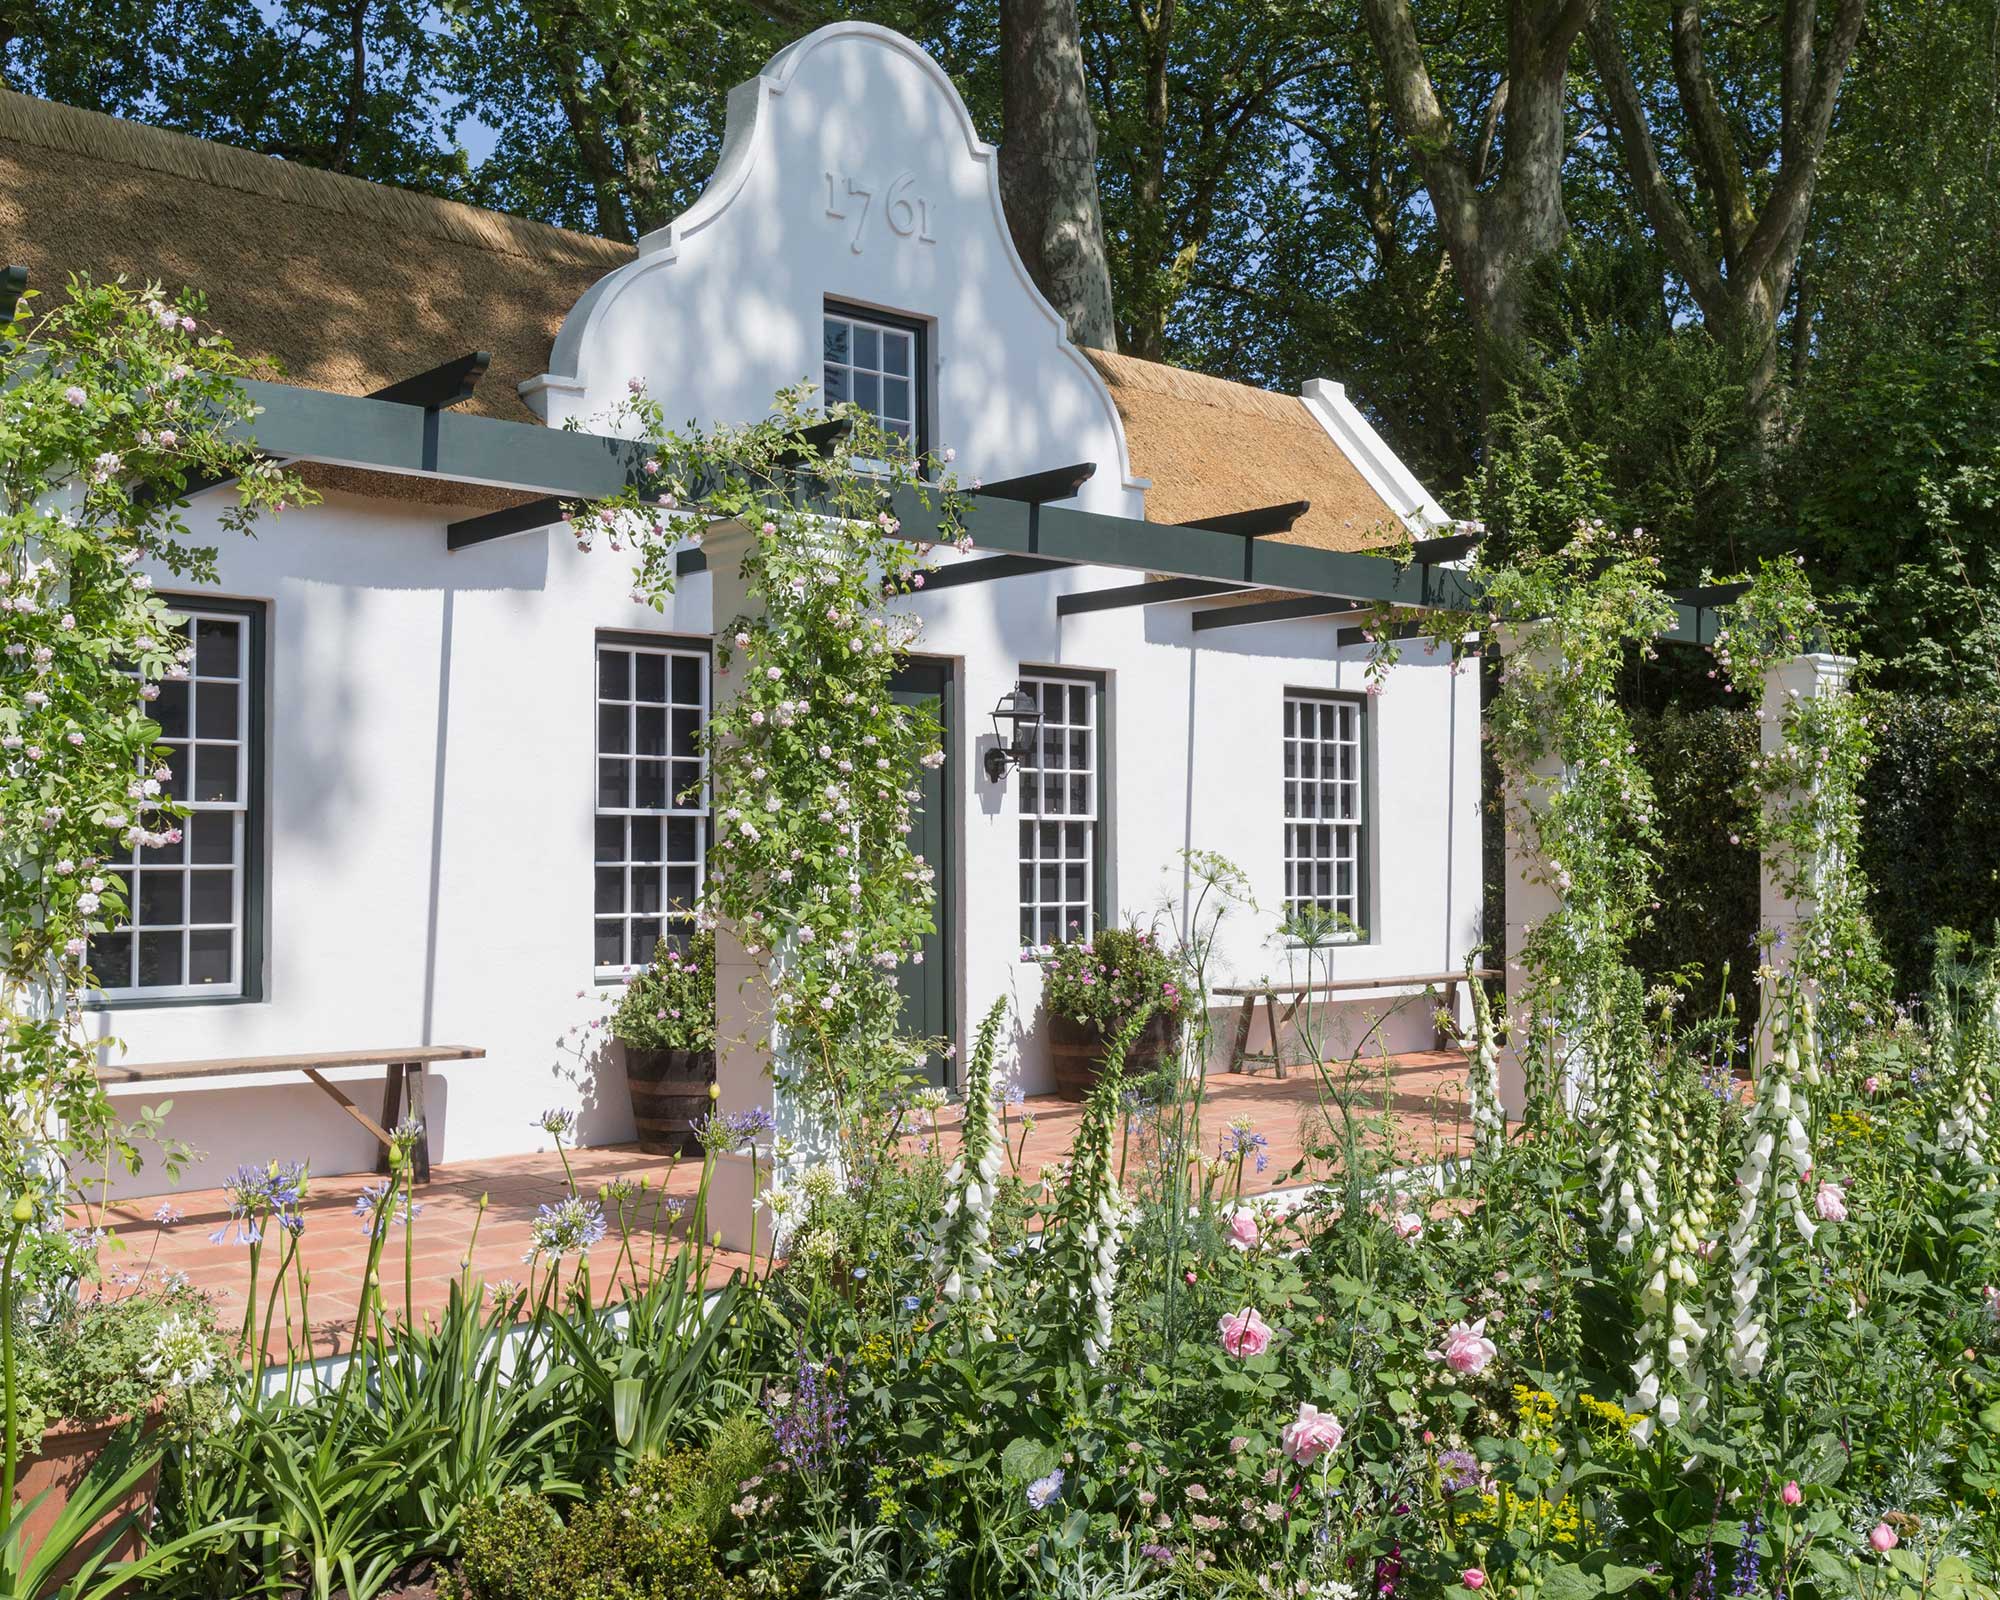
[0,22,1483,1198]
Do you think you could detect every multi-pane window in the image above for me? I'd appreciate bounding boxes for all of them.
[1018,674,1099,945]
[91,605,260,999]
[595,640,707,974]
[823,304,921,450]
[1283,692,1365,933]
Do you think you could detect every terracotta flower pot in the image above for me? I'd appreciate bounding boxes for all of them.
[13,1410,161,1585]
[1048,1011,1182,1102]
[623,1045,716,1154]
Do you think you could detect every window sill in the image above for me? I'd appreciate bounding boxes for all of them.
[85,991,263,1012]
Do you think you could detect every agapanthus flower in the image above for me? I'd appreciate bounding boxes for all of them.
[354,1179,420,1239]
[211,1160,308,1246]
[526,1195,606,1261]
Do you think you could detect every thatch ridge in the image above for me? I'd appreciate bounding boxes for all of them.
[0,90,625,270]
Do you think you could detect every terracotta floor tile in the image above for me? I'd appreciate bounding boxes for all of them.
[84,1052,1469,1355]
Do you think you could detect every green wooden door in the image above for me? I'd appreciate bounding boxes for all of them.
[890,659,955,1088]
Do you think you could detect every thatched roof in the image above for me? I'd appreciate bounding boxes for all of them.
[0,88,632,429]
[1086,351,1401,553]
[0,90,1409,541]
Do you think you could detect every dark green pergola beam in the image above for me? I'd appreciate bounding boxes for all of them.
[223,380,1718,643]
[1190,595,1366,632]
[1056,577,1245,616]
[915,554,1070,590]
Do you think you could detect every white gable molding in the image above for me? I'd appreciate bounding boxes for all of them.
[1300,378,1450,536]
[523,22,1143,504]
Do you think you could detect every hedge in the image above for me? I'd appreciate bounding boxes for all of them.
[1614,695,2000,1012]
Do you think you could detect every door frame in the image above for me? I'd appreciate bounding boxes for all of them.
[892,654,958,1087]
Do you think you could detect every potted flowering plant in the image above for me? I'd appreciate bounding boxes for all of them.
[6,1277,224,1590]
[611,930,717,1154]
[1032,925,1187,1100]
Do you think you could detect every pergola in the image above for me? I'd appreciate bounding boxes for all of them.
[201,352,1833,1248]
[218,366,1746,647]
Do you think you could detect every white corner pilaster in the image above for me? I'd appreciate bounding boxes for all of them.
[698,519,818,1254]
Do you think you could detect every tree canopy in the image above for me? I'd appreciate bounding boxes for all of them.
[8,0,1997,687]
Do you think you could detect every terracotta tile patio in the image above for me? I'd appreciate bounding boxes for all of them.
[83,1050,1471,1357]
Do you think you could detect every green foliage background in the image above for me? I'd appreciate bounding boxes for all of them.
[1616,695,2000,1013]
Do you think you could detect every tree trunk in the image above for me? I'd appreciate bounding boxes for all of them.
[1360,0,1596,443]
[1584,0,1866,440]
[998,0,1119,352]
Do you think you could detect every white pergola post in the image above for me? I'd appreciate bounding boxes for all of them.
[1498,633,1562,1114]
[1756,651,1855,1049]
[699,519,830,1254]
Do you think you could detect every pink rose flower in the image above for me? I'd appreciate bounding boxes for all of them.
[1815,1181,1848,1223]
[1225,1210,1261,1253]
[1437,1317,1498,1375]
[1392,1210,1424,1240]
[1781,1480,1803,1506]
[1463,1571,1487,1591]
[1281,1402,1343,1466]
[1218,1306,1272,1358]
[1870,1524,1898,1553]
[1864,1075,1880,1095]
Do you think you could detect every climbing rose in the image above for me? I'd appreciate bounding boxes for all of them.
[1280,1402,1342,1466]
[1462,1572,1487,1592]
[1782,1481,1803,1506]
[1870,1524,1899,1552]
[1225,1209,1260,1252]
[1393,1211,1424,1240]
[1439,1318,1498,1375]
[1218,1306,1271,1357]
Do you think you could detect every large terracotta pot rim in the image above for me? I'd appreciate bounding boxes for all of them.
[30,1403,162,1450]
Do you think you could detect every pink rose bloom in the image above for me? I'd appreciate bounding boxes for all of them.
[1225,1210,1261,1252]
[1218,1306,1272,1358]
[1781,1480,1803,1506]
[1864,1075,1880,1095]
[1462,1571,1487,1592]
[1280,1402,1343,1466]
[1815,1181,1848,1223]
[1870,1524,1898,1553]
[1438,1317,1498,1375]
[1393,1211,1424,1240]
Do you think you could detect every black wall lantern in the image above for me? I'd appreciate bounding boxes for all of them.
[983,682,1043,782]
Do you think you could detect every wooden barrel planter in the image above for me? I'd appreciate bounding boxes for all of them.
[623,1046,716,1154]
[1049,1011,1182,1102]
[14,1412,161,1585]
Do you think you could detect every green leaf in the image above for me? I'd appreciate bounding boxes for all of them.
[1001,1436,1057,1484]
[1541,1562,1606,1600]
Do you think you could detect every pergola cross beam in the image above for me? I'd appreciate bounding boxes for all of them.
[1057,577,1246,616]
[1190,594,1365,633]
[367,352,492,411]
[218,379,1724,643]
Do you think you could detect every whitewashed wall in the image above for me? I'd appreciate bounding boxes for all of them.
[95,22,1481,1196]
[526,21,1144,525]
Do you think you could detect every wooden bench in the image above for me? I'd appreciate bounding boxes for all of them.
[94,1046,485,1182]
[1212,971,1499,1077]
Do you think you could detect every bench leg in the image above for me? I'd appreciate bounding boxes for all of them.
[1228,998,1255,1073]
[404,1065,432,1183]
[1437,980,1459,1051]
[375,1064,406,1177]
[1264,992,1285,1080]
